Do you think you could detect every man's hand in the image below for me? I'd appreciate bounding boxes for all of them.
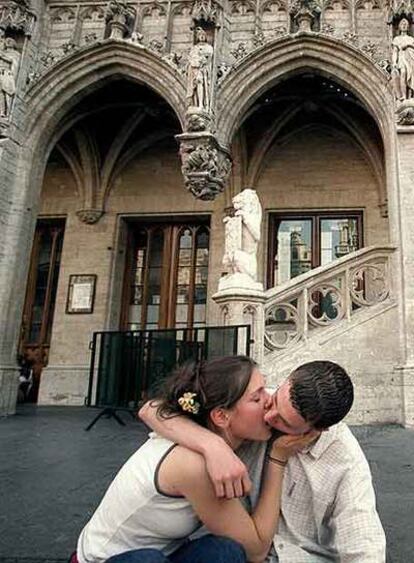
[271,430,321,461]
[204,440,251,499]
[139,401,251,498]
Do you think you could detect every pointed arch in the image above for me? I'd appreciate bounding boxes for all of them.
[24,40,187,159]
[216,34,394,147]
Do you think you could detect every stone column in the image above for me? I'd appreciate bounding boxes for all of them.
[213,286,266,364]
[0,144,36,416]
[395,127,414,427]
[0,0,41,416]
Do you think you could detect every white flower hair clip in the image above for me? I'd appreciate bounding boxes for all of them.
[178,392,200,415]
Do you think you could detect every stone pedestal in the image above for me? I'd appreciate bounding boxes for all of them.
[213,282,265,364]
[0,366,19,416]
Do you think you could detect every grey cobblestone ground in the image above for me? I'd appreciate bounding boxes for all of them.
[1,406,413,563]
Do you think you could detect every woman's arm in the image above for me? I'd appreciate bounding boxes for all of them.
[139,400,251,498]
[169,434,318,562]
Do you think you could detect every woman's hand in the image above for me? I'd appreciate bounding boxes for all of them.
[270,430,321,462]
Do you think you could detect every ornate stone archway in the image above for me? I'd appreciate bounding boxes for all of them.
[216,34,394,147]
[24,40,187,154]
[0,40,189,414]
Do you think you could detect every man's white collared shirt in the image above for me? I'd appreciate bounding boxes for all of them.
[238,422,386,562]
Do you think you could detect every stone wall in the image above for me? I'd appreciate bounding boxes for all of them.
[37,119,389,405]
[1,0,411,422]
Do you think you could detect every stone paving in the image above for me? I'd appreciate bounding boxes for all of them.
[1,406,413,563]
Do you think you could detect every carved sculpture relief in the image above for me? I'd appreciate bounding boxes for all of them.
[177,133,231,199]
[0,0,36,36]
[76,209,104,224]
[106,0,134,40]
[148,38,164,53]
[128,31,144,45]
[0,36,21,118]
[220,188,263,289]
[290,0,321,32]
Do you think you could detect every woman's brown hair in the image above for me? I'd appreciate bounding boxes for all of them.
[155,355,257,428]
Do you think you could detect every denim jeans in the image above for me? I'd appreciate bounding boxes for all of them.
[105,534,247,563]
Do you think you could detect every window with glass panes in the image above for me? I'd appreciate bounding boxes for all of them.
[122,222,210,330]
[267,211,363,288]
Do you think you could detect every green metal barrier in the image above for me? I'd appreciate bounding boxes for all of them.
[85,325,251,430]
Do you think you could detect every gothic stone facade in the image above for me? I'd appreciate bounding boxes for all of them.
[1,0,414,426]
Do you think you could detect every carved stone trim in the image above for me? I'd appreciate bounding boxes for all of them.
[0,117,9,138]
[396,100,414,125]
[177,132,232,200]
[186,107,212,131]
[0,1,36,36]
[388,1,414,24]
[379,200,388,218]
[350,263,390,306]
[76,209,104,224]
[192,0,221,26]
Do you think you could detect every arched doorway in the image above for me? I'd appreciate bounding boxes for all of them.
[19,76,210,403]
[228,72,388,288]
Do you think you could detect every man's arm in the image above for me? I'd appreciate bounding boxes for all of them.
[330,466,386,562]
[138,401,251,498]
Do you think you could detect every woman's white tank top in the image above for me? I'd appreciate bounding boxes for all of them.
[77,435,200,563]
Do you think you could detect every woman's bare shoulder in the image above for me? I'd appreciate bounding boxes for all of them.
[169,445,207,476]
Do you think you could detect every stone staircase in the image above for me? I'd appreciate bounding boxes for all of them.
[261,245,401,423]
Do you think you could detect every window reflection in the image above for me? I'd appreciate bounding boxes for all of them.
[126,223,210,330]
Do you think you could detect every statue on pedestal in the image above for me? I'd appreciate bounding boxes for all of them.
[186,27,214,111]
[392,17,414,100]
[220,188,263,290]
[0,37,21,118]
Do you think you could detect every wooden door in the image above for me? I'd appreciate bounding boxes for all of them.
[19,219,65,401]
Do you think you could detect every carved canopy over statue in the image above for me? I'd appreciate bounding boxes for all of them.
[220,188,263,290]
[392,17,414,100]
[186,27,214,111]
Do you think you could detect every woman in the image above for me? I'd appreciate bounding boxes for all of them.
[76,356,316,563]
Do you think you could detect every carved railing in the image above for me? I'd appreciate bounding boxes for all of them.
[264,245,396,353]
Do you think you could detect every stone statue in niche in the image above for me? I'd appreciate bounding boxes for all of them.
[392,17,414,100]
[186,27,214,111]
[0,37,21,118]
[220,188,263,290]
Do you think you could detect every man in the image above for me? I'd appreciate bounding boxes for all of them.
[140,360,386,562]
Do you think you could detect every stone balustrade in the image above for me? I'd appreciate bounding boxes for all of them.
[264,245,396,353]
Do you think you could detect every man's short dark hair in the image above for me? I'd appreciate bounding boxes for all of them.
[289,361,354,429]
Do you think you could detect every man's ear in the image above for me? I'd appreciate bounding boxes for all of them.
[209,407,230,429]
